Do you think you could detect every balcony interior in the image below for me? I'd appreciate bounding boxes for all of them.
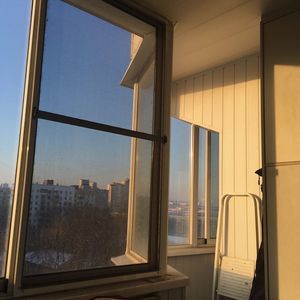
[1,0,300,299]
[134,0,300,299]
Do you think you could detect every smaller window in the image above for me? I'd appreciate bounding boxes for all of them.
[168,119,191,246]
[168,118,220,247]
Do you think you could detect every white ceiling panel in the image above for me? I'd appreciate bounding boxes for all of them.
[133,0,299,79]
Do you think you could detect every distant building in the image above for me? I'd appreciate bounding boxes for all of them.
[30,179,110,227]
[0,184,11,208]
[107,179,129,213]
[30,181,75,228]
[0,184,12,240]
[75,179,108,208]
[79,179,89,189]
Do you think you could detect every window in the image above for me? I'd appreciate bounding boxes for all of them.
[0,0,172,296]
[168,118,220,247]
[21,0,162,287]
[168,119,191,246]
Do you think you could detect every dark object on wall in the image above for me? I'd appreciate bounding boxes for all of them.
[249,168,264,300]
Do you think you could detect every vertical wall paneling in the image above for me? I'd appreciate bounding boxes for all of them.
[222,64,236,257]
[246,55,260,260]
[202,72,213,127]
[171,83,177,117]
[184,78,194,123]
[212,69,223,131]
[169,54,261,299]
[234,60,248,259]
[193,76,203,125]
[176,81,185,119]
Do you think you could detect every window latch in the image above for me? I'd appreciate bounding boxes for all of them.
[32,107,38,119]
[162,135,167,144]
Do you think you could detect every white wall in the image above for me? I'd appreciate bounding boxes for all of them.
[168,254,214,300]
[263,10,300,300]
[169,54,262,299]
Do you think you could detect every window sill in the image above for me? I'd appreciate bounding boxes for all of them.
[9,266,188,300]
[111,252,146,266]
[167,245,215,257]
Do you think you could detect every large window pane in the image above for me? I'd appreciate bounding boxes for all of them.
[38,0,155,132]
[0,0,31,277]
[210,132,219,238]
[168,119,191,245]
[197,128,206,239]
[24,120,152,275]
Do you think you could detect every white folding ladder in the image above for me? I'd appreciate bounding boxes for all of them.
[212,193,262,300]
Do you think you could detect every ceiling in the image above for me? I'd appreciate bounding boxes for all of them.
[134,0,298,80]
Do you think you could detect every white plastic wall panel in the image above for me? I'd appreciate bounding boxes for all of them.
[171,54,261,262]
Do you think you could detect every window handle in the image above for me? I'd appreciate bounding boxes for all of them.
[162,135,167,144]
[32,106,38,119]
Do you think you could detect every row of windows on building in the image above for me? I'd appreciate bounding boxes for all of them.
[0,179,129,229]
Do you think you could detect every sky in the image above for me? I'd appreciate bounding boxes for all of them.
[32,0,135,187]
[0,0,194,198]
[0,0,32,184]
[0,0,151,188]
[39,0,134,128]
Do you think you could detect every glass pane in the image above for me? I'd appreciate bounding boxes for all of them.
[136,62,155,134]
[0,0,31,277]
[132,139,153,259]
[24,120,152,275]
[39,0,155,131]
[197,128,206,239]
[168,118,191,245]
[210,132,219,238]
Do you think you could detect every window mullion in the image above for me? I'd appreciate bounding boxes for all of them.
[190,126,198,246]
[36,110,159,142]
[205,131,211,240]
[126,82,139,254]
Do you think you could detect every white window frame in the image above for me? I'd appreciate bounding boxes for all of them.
[2,0,173,297]
[168,119,220,253]
[126,60,156,263]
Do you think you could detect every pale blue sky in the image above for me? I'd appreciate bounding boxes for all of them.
[39,0,133,127]
[0,0,190,195]
[0,0,32,184]
[32,0,134,187]
[0,0,136,187]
